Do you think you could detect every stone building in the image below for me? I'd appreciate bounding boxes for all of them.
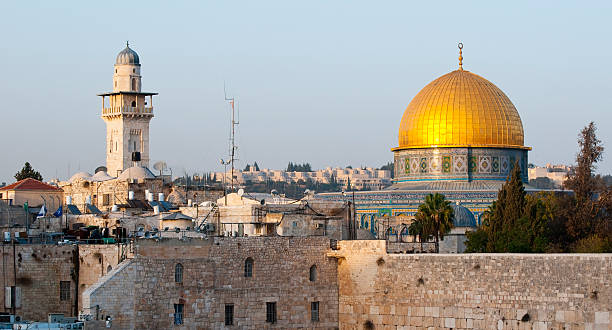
[98,42,157,177]
[80,237,612,329]
[0,179,63,211]
[0,244,126,322]
[83,237,339,329]
[59,167,164,213]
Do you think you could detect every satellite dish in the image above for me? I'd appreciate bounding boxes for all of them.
[237,188,244,197]
[153,161,167,174]
[94,166,107,174]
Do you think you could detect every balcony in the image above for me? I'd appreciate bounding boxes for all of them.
[102,106,154,116]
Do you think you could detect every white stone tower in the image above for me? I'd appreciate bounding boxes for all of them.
[99,42,157,177]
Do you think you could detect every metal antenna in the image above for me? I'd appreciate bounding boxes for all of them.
[223,83,239,192]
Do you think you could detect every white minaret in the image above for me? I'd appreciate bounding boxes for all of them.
[99,42,157,177]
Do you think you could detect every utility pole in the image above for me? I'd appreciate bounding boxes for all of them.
[224,84,239,192]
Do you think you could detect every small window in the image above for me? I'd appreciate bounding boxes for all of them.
[266,302,277,323]
[174,303,184,325]
[244,257,253,278]
[309,265,317,282]
[131,100,136,107]
[115,69,117,73]
[224,304,234,326]
[60,281,70,301]
[114,81,117,87]
[102,194,110,206]
[311,301,319,322]
[132,68,135,73]
[175,263,183,283]
[131,78,137,91]
[107,265,112,274]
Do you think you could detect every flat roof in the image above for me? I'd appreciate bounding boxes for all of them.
[97,91,158,96]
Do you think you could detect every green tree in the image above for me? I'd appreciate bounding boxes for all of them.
[485,161,526,252]
[14,162,43,181]
[415,193,454,252]
[563,122,606,242]
[408,216,433,251]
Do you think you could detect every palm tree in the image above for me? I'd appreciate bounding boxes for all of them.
[415,193,455,252]
[408,217,430,251]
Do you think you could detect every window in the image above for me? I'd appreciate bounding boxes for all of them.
[311,301,319,322]
[175,263,183,283]
[132,68,135,73]
[309,265,317,282]
[266,302,277,323]
[131,100,136,107]
[244,258,253,277]
[174,303,184,325]
[102,194,110,206]
[224,304,234,326]
[131,78,136,91]
[60,281,70,301]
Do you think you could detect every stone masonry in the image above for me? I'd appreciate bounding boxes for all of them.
[333,240,612,329]
[84,238,612,329]
[84,237,339,329]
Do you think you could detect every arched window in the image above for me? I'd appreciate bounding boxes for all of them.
[244,257,253,277]
[309,265,317,282]
[107,265,112,274]
[175,263,183,283]
[131,78,137,91]
[131,101,136,107]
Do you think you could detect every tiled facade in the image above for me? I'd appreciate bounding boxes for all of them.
[393,147,528,183]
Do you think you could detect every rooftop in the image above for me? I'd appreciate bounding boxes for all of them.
[0,178,62,192]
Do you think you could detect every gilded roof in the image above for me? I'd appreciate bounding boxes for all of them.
[396,69,526,150]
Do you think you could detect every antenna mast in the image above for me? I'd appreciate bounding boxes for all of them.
[224,83,239,191]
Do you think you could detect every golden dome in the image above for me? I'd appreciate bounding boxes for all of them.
[395,69,528,150]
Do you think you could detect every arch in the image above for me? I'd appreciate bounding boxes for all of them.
[107,265,112,274]
[244,257,253,277]
[175,263,183,283]
[131,100,136,107]
[309,265,317,282]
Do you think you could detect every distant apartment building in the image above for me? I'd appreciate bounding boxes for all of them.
[214,167,392,191]
[528,163,572,187]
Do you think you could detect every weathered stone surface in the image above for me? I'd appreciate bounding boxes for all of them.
[336,240,612,329]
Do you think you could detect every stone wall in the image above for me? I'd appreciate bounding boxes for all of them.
[84,237,339,329]
[333,240,612,329]
[0,244,76,321]
[78,245,125,310]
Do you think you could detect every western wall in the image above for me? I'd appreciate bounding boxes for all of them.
[333,240,612,329]
[81,237,612,329]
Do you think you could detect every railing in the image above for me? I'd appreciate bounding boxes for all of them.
[102,106,153,115]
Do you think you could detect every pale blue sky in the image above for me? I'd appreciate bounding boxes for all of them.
[1,1,611,183]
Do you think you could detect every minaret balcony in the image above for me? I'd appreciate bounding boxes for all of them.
[102,106,154,117]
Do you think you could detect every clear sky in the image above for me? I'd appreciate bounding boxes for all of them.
[1,1,611,183]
